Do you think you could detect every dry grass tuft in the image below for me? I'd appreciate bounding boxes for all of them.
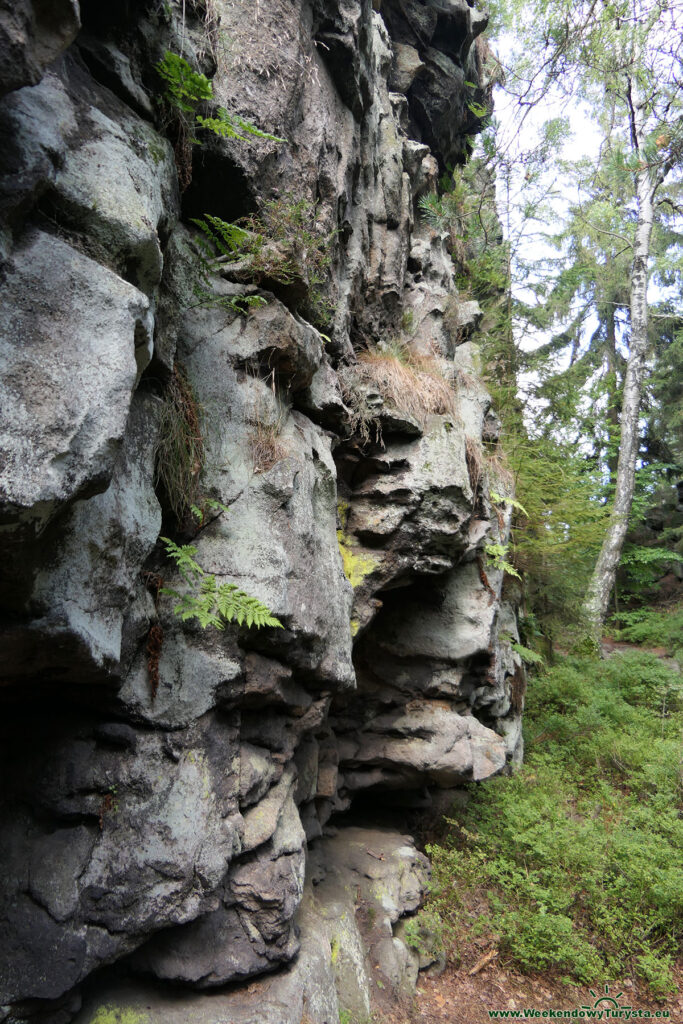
[155,363,205,527]
[486,447,515,490]
[340,341,458,445]
[249,421,286,473]
[465,435,484,496]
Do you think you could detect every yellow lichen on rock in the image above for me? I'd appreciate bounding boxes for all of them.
[337,530,379,589]
[91,1007,150,1024]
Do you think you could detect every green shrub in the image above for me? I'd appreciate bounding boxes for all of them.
[424,650,683,996]
[610,604,683,660]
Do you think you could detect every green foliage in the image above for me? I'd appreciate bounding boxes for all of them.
[419,162,505,295]
[618,543,683,594]
[242,196,334,299]
[650,326,683,464]
[426,646,683,995]
[156,51,283,143]
[484,542,521,579]
[513,437,610,632]
[156,51,212,113]
[190,498,229,527]
[160,538,282,630]
[192,198,334,326]
[609,604,683,661]
[155,50,282,189]
[402,909,445,960]
[188,214,269,316]
[193,213,251,256]
[490,490,528,517]
[510,641,545,665]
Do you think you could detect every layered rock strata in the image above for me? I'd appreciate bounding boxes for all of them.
[0,1,524,1022]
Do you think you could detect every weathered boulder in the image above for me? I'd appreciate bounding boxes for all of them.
[72,828,429,1024]
[339,701,507,790]
[0,229,152,535]
[14,394,162,684]
[132,782,306,987]
[0,711,242,1008]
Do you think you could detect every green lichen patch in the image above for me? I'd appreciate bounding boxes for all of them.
[91,1006,150,1024]
[337,531,379,588]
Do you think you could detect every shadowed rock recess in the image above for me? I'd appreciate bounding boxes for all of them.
[0,1,524,1021]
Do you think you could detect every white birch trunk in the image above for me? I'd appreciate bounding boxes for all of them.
[582,68,657,637]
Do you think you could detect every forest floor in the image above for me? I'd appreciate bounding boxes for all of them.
[398,954,683,1023]
[376,603,683,1024]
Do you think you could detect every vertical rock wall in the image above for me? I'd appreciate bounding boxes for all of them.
[0,2,524,1022]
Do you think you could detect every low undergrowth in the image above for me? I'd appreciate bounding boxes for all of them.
[423,615,683,998]
[609,604,683,662]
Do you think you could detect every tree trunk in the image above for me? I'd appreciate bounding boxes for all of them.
[582,73,656,640]
[605,305,621,483]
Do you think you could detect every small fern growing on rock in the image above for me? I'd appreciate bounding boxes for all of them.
[484,541,521,579]
[156,51,283,188]
[161,538,282,630]
[156,52,283,143]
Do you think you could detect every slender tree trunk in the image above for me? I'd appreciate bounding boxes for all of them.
[605,306,620,483]
[582,72,656,639]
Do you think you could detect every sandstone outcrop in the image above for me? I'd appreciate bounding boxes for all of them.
[0,1,523,1021]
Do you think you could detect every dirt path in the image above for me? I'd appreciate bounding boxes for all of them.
[379,957,683,1023]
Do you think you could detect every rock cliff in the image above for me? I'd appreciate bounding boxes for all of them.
[0,2,524,1021]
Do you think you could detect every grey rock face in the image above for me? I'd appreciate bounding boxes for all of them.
[0,229,152,529]
[0,0,524,1019]
[133,785,306,987]
[380,0,491,167]
[21,395,161,682]
[339,701,507,790]
[72,828,429,1024]
[0,711,242,1006]
[0,0,80,97]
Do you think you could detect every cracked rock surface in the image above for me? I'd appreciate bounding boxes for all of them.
[0,1,522,1021]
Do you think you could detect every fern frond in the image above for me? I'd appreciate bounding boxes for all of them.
[196,109,284,143]
[156,52,213,112]
[511,641,545,665]
[484,541,522,579]
[160,539,282,631]
[490,491,529,517]
[160,537,203,583]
